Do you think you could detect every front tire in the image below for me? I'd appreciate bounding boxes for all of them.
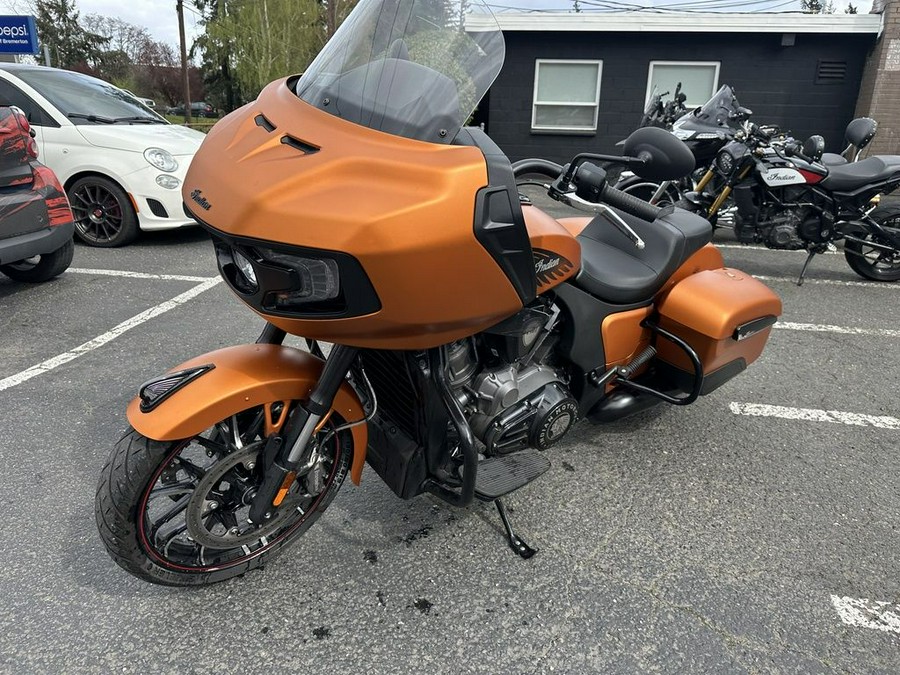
[0,237,73,282]
[95,406,352,586]
[68,176,139,247]
[844,206,900,281]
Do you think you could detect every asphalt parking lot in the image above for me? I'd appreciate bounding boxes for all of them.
[1,200,899,674]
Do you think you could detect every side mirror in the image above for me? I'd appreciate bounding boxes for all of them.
[622,126,695,181]
[802,135,825,162]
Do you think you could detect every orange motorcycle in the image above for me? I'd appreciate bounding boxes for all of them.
[95,0,782,586]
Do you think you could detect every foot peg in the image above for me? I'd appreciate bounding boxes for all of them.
[495,499,537,559]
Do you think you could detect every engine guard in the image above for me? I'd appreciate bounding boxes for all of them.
[126,344,369,485]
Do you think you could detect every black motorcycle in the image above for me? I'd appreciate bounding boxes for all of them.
[677,121,900,283]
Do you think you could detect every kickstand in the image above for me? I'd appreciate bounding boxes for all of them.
[797,250,816,286]
[495,499,537,559]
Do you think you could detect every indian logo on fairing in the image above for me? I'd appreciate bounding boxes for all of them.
[533,248,573,288]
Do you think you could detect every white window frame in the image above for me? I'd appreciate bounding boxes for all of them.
[531,59,603,133]
[645,61,721,108]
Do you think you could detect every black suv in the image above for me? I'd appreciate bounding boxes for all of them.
[0,106,74,283]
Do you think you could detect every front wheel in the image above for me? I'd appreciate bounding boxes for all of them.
[68,176,139,247]
[844,206,900,281]
[95,404,352,586]
[0,237,73,282]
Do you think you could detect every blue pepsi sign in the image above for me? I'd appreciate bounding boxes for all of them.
[0,16,38,54]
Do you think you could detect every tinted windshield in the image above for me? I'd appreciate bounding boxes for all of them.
[644,86,660,116]
[296,0,504,144]
[12,68,165,124]
[694,85,739,127]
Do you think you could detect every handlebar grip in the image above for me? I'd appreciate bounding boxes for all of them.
[511,158,564,179]
[601,184,669,222]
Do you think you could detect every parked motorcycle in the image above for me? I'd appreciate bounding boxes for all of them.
[678,120,900,283]
[618,85,750,209]
[641,83,688,130]
[95,0,782,586]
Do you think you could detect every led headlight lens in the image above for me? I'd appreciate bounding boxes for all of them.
[716,150,735,174]
[672,128,693,140]
[144,147,178,172]
[259,248,340,306]
[232,249,258,292]
[155,174,181,189]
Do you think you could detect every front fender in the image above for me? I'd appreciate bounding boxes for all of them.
[127,344,369,485]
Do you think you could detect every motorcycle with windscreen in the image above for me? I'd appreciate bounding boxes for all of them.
[95,0,782,586]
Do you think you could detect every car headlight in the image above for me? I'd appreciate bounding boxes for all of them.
[144,147,178,172]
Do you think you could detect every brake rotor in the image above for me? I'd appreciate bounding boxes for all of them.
[185,445,303,549]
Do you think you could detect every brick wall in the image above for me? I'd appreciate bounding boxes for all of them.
[488,30,874,163]
[856,0,900,153]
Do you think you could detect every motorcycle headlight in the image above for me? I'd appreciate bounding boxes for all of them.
[257,247,340,307]
[716,150,735,175]
[144,147,178,172]
[672,128,693,140]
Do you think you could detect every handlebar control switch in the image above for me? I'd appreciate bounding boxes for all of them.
[573,162,608,202]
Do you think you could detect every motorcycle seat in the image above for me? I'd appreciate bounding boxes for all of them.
[820,156,900,192]
[574,207,712,304]
[821,152,847,167]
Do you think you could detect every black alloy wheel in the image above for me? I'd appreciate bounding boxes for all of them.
[0,238,73,282]
[95,403,353,586]
[844,205,900,282]
[68,175,139,247]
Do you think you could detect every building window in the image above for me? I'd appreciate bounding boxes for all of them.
[532,59,602,133]
[646,61,720,108]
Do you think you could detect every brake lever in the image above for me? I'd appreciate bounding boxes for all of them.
[553,190,646,250]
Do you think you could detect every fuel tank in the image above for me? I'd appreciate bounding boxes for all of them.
[183,78,524,350]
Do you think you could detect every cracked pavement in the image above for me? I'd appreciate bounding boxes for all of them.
[1,201,898,673]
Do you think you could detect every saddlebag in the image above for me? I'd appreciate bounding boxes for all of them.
[654,268,782,395]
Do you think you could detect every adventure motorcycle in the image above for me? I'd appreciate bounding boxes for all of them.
[678,121,900,283]
[95,0,782,586]
[640,83,688,130]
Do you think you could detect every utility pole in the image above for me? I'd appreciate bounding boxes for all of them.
[176,0,192,124]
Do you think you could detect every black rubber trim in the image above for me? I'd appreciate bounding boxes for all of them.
[280,135,320,155]
[138,365,215,413]
[457,127,536,304]
[733,315,777,341]
[254,114,275,132]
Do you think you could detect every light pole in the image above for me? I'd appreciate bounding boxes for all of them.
[176,0,192,124]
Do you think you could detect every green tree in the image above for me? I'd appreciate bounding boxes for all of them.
[801,0,836,12]
[846,3,858,12]
[35,0,108,70]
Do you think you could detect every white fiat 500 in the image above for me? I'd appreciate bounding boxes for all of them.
[0,64,206,247]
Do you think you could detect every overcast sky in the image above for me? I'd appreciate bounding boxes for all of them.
[0,0,877,50]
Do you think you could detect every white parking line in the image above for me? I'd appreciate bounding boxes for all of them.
[68,267,211,283]
[0,278,222,392]
[830,595,900,635]
[716,243,839,255]
[729,402,900,429]
[754,275,900,290]
[774,322,900,338]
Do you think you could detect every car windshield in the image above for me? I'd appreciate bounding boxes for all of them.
[12,68,166,124]
[296,0,504,144]
[694,85,740,127]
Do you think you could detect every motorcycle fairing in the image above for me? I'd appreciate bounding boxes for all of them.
[126,344,369,485]
[184,80,526,350]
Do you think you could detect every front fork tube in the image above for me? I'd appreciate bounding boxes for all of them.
[248,327,358,524]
